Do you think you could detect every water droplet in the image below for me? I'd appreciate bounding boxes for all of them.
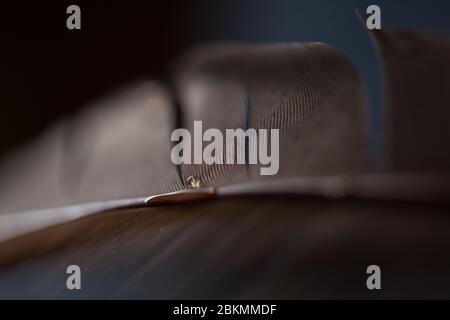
[186,176,201,189]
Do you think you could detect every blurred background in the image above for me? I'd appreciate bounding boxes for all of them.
[0,0,449,160]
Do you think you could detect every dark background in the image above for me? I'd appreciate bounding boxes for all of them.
[0,0,449,159]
